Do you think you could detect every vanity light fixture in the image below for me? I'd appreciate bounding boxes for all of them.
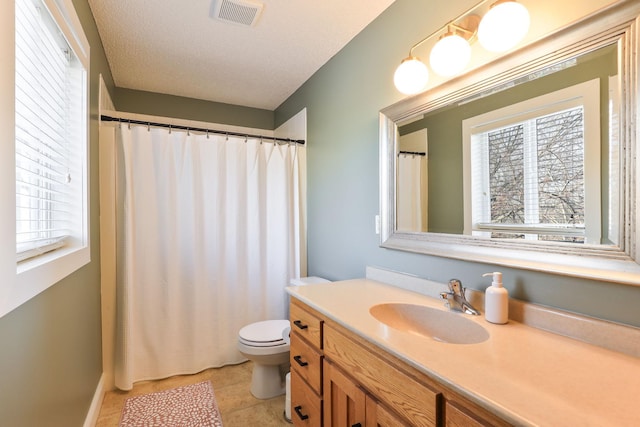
[478,0,530,52]
[393,0,530,95]
[429,18,478,77]
[394,56,430,95]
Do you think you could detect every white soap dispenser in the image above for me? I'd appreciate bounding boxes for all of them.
[483,272,508,324]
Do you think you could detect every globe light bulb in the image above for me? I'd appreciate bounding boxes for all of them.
[394,57,429,95]
[478,1,530,53]
[429,33,471,77]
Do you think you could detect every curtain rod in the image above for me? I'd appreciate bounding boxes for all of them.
[398,151,426,156]
[100,115,305,145]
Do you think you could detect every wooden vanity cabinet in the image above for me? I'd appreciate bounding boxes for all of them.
[290,301,324,426]
[323,359,407,427]
[323,359,366,426]
[290,298,510,427]
[323,323,440,426]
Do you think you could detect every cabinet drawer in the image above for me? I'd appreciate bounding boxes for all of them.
[291,369,322,427]
[290,302,323,349]
[445,402,485,427]
[324,324,440,427]
[445,400,510,427]
[291,332,323,394]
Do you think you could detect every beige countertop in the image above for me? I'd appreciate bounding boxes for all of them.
[287,278,640,426]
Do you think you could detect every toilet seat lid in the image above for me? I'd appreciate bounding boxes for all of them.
[239,320,290,346]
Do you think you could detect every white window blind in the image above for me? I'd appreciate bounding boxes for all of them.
[463,79,601,243]
[15,0,86,262]
[473,107,585,242]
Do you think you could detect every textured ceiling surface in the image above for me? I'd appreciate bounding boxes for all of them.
[89,0,396,110]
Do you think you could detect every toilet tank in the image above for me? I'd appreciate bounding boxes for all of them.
[289,276,331,287]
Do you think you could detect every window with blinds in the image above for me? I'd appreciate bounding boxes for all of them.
[476,107,585,242]
[15,0,87,263]
[463,79,602,244]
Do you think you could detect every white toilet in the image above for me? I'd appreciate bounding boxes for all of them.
[237,276,330,399]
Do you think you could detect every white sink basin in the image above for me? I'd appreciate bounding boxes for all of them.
[369,303,489,344]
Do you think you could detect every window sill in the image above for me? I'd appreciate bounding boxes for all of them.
[1,244,90,318]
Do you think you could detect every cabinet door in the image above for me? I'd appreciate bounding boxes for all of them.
[324,324,439,426]
[365,395,407,427]
[324,360,366,427]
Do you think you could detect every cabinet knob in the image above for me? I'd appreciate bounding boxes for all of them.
[293,355,309,367]
[293,320,308,330]
[294,405,309,420]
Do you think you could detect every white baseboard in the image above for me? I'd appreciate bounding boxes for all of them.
[84,373,106,427]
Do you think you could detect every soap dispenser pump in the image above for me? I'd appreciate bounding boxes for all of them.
[483,272,508,324]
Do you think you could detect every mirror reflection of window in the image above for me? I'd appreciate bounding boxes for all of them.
[397,129,428,232]
[463,79,601,243]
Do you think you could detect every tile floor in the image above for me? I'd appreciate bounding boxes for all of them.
[95,361,291,426]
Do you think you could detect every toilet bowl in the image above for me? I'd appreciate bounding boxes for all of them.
[237,276,330,399]
[237,319,291,399]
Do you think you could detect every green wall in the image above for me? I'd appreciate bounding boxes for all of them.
[0,0,108,425]
[115,87,275,130]
[275,0,640,327]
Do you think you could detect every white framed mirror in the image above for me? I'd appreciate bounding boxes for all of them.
[379,1,640,285]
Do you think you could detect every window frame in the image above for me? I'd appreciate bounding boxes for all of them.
[0,0,90,318]
[462,78,601,244]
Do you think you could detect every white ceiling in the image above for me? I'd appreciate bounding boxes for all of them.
[89,0,396,111]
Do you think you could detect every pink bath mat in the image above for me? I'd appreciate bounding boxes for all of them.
[119,380,223,427]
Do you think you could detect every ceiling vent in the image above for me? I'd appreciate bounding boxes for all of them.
[210,0,264,27]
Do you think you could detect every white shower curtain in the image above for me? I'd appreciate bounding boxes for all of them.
[397,154,424,232]
[114,125,303,390]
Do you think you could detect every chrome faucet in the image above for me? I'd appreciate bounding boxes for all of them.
[440,279,480,315]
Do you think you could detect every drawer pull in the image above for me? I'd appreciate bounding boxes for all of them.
[293,355,309,367]
[352,424,362,427]
[294,405,309,420]
[293,320,308,330]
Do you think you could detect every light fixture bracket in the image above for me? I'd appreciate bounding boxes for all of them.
[447,14,481,43]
